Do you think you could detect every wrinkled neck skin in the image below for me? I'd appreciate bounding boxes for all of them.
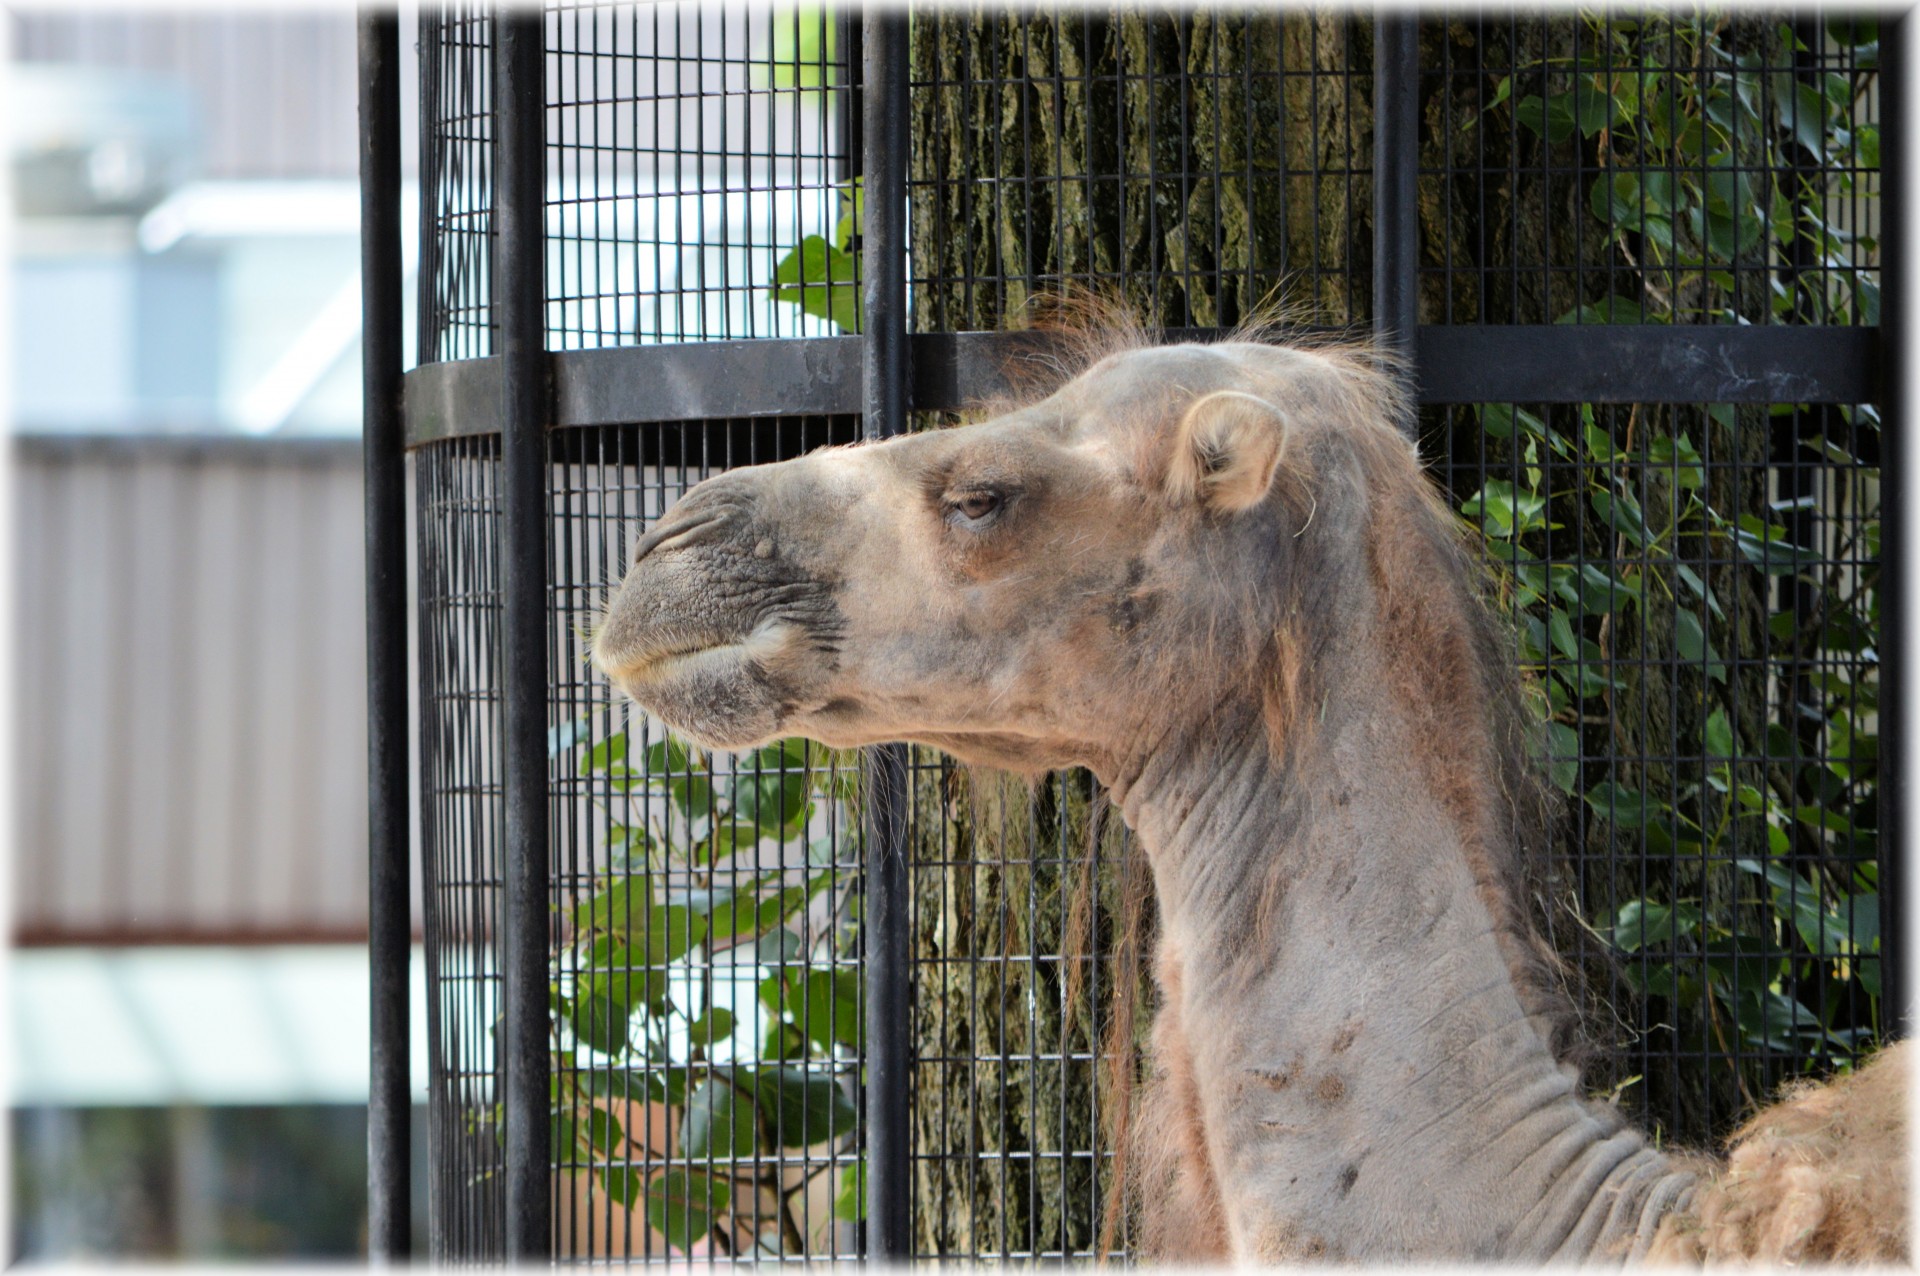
[1105,651,1698,1263]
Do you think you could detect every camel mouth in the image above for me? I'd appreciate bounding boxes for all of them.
[594,618,803,696]
[595,635,745,686]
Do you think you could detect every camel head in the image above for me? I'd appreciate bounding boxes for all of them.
[592,337,1411,781]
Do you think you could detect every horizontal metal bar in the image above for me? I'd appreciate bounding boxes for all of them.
[1416,324,1881,405]
[13,433,364,464]
[403,325,1883,446]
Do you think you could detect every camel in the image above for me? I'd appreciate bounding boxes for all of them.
[590,312,1910,1263]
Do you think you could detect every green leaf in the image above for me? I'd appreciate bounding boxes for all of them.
[642,737,691,775]
[583,1107,626,1156]
[642,738,713,818]
[1461,479,1545,539]
[1827,16,1878,47]
[1572,563,1639,613]
[1674,610,1727,683]
[1731,515,1815,575]
[630,903,708,966]
[681,1079,760,1160]
[1610,897,1702,951]
[801,966,864,1052]
[580,734,639,786]
[832,178,865,250]
[688,1007,737,1048]
[599,1165,642,1209]
[1574,79,1615,136]
[1556,295,1650,325]
[1583,418,1621,463]
[579,886,707,967]
[729,769,812,834]
[1591,487,1650,546]
[1856,124,1881,170]
[1645,434,1705,489]
[834,1158,867,1222]
[1590,172,1671,235]
[575,876,647,934]
[1729,989,1835,1053]
[708,883,812,945]
[759,967,857,1053]
[756,928,804,963]
[1705,708,1735,759]
[1622,961,1681,1000]
[1670,561,1724,619]
[580,1067,668,1102]
[571,962,645,1056]
[747,1066,860,1147]
[1544,722,1580,795]
[770,235,862,334]
[1546,608,1581,662]
[1514,93,1576,143]
[646,1169,730,1252]
[606,823,655,873]
[1478,402,1548,442]
[1703,932,1785,999]
[764,3,839,90]
[552,1111,580,1160]
[1768,74,1830,157]
[1586,782,1655,830]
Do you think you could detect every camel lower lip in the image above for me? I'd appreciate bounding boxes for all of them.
[614,641,741,681]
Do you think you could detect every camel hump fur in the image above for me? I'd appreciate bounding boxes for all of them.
[1650,1039,1910,1263]
[592,297,1912,1265]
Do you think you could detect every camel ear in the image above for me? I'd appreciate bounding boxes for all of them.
[1167,390,1290,513]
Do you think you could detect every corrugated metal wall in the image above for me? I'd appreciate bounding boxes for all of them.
[9,10,390,181]
[12,436,419,942]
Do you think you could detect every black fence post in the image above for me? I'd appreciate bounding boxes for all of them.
[495,7,553,1261]
[1372,10,1419,345]
[861,6,912,1263]
[358,8,411,1264]
[1879,11,1908,1040]
[1373,10,1419,443]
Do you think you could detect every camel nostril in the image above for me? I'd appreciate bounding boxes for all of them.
[629,507,731,567]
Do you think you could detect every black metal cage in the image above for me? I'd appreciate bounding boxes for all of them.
[359,5,1906,1263]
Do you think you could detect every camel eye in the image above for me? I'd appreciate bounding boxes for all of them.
[946,489,1005,527]
[957,492,1000,519]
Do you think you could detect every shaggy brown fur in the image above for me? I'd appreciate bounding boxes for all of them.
[1650,1041,1912,1264]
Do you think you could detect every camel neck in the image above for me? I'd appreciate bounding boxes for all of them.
[1113,684,1697,1261]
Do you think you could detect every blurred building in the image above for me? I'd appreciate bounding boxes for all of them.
[7,8,427,1259]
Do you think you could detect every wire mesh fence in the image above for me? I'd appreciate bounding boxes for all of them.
[397,3,1892,1262]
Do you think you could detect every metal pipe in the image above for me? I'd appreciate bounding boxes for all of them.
[1878,12,1908,1039]
[860,7,912,1261]
[1373,9,1419,438]
[494,7,553,1260]
[357,9,411,1263]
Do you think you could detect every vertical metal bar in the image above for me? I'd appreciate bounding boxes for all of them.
[835,7,863,187]
[861,6,912,1261]
[358,9,412,1264]
[1373,8,1419,442]
[494,6,552,1260]
[1878,12,1908,1040]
